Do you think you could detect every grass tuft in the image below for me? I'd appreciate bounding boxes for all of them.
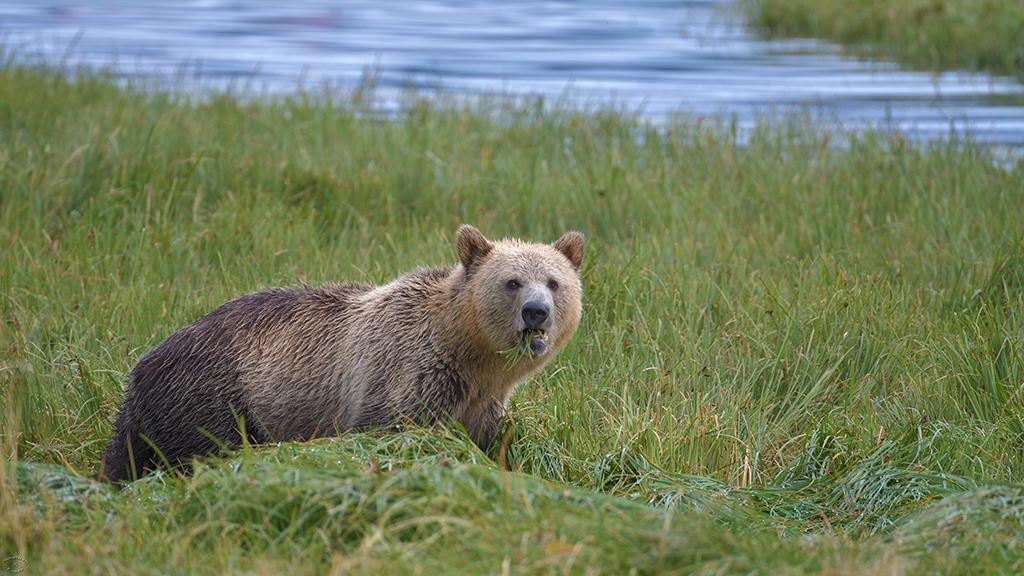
[741,0,1024,80]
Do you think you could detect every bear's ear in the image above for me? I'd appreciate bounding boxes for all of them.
[457,224,494,269]
[552,231,585,270]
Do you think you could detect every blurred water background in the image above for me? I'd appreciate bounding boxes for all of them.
[3,0,1024,146]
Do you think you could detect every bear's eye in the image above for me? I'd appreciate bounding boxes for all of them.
[505,279,521,290]
[547,279,559,291]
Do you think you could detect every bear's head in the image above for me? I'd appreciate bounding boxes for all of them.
[456,224,585,363]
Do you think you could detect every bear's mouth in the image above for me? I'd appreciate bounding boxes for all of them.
[520,328,548,358]
[498,329,549,365]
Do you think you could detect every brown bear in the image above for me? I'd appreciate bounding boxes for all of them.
[100,225,585,482]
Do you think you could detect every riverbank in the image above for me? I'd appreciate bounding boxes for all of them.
[4,0,1024,146]
[2,65,1024,573]
[742,0,1024,80]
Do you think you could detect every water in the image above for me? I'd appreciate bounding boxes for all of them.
[3,0,1024,145]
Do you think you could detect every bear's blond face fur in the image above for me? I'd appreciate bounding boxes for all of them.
[456,225,584,366]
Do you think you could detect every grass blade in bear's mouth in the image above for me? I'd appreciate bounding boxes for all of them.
[497,329,547,366]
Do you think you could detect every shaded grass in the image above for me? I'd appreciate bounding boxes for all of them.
[1,63,1024,573]
[741,0,1024,80]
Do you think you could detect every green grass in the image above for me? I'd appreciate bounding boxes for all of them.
[2,62,1024,573]
[741,0,1024,80]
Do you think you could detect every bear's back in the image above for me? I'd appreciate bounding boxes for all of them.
[126,283,374,445]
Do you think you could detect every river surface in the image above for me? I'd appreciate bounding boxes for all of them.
[3,0,1024,145]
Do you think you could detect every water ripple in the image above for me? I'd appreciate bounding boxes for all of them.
[2,0,1023,145]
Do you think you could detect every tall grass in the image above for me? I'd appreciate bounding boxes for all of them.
[742,0,1024,80]
[2,63,1023,573]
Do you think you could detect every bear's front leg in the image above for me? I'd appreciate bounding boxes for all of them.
[470,400,506,452]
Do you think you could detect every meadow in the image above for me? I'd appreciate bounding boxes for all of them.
[742,0,1024,80]
[2,62,1024,574]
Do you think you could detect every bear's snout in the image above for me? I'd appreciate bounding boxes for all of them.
[521,301,550,329]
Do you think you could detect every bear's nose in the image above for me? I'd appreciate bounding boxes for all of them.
[521,301,550,329]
